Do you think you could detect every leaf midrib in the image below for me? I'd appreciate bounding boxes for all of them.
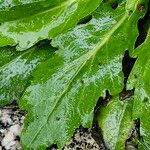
[27,13,127,147]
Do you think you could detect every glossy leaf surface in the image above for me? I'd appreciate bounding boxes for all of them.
[126,0,142,12]
[19,1,145,149]
[0,0,66,22]
[98,97,133,149]
[127,30,150,149]
[0,42,55,106]
[0,0,102,50]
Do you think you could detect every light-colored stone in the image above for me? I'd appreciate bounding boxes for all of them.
[2,132,15,148]
[9,124,21,136]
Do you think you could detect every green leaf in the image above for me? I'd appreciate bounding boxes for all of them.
[19,1,145,149]
[127,30,150,149]
[0,0,67,22]
[0,42,55,106]
[126,0,140,12]
[98,97,133,150]
[0,0,102,50]
[126,0,149,12]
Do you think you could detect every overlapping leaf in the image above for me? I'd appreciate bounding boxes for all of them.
[0,0,66,22]
[127,30,150,149]
[98,97,133,149]
[0,42,55,106]
[19,1,147,149]
[0,0,102,50]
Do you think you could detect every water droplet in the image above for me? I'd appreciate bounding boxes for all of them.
[52,15,56,20]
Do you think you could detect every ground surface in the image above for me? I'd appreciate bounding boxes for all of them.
[0,107,100,150]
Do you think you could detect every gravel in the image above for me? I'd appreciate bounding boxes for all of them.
[63,128,100,150]
[0,107,25,150]
[0,107,100,150]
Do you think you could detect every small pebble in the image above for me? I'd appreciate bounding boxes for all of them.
[0,108,24,150]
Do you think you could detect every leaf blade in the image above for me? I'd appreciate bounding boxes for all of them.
[0,42,55,106]
[127,30,150,149]
[19,2,145,149]
[98,97,133,149]
[0,0,102,50]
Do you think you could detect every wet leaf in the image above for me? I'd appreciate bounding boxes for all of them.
[127,30,150,149]
[0,43,55,106]
[19,1,145,149]
[0,0,102,50]
[98,97,133,149]
[0,0,67,22]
